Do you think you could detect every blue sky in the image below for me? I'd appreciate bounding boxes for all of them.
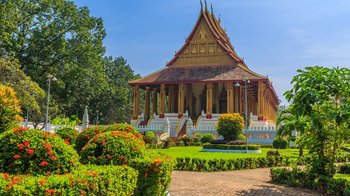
[73,0,350,105]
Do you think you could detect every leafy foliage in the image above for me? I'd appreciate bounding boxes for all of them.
[284,66,350,176]
[80,131,146,165]
[216,113,245,141]
[55,127,79,146]
[0,165,138,195]
[0,85,22,133]
[0,128,79,175]
[272,136,288,149]
[144,131,156,144]
[200,134,215,144]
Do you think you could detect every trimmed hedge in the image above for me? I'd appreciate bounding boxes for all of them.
[272,136,288,149]
[339,164,350,174]
[131,153,174,196]
[0,128,80,175]
[175,156,290,171]
[0,165,138,195]
[270,167,350,195]
[203,144,261,150]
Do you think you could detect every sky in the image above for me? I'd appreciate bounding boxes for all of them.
[73,0,350,105]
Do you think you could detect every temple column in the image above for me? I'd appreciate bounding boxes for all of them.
[257,81,264,120]
[144,86,151,120]
[225,82,234,113]
[132,85,140,119]
[168,85,175,113]
[152,88,157,115]
[187,84,193,115]
[160,84,166,118]
[234,84,239,113]
[206,83,213,118]
[178,83,185,118]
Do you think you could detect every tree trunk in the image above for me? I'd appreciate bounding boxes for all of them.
[299,145,304,157]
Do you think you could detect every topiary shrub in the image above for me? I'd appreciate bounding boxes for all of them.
[200,134,215,144]
[216,113,245,141]
[75,126,105,153]
[0,128,80,175]
[55,127,79,146]
[273,136,288,149]
[0,85,22,133]
[75,123,142,154]
[179,135,193,146]
[80,131,146,165]
[144,131,155,144]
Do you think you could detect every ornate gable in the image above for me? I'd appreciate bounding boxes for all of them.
[167,8,244,67]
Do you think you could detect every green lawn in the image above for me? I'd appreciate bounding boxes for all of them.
[151,146,302,160]
[334,174,350,181]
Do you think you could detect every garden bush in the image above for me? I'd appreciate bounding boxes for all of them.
[0,128,80,175]
[0,85,21,133]
[272,136,288,149]
[200,134,215,144]
[216,113,245,141]
[270,167,350,195]
[55,127,78,146]
[203,144,261,150]
[0,165,138,195]
[179,135,193,146]
[80,131,146,165]
[144,131,156,144]
[130,153,174,196]
[75,123,142,153]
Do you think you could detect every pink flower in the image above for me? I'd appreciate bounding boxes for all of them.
[45,144,52,151]
[17,144,25,150]
[13,155,20,160]
[27,149,34,155]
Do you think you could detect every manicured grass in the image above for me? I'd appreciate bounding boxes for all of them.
[334,174,350,181]
[150,146,303,160]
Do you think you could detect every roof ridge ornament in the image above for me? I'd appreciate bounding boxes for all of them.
[210,3,214,15]
[200,0,203,12]
[205,0,208,12]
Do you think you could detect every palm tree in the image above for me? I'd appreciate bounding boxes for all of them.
[277,107,309,157]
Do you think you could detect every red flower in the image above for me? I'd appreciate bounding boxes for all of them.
[119,155,124,159]
[121,164,126,169]
[27,149,34,155]
[48,151,53,156]
[39,180,46,185]
[106,154,112,159]
[153,168,158,172]
[23,141,30,147]
[45,189,57,195]
[13,155,20,160]
[45,143,52,151]
[40,161,49,167]
[50,156,57,161]
[64,139,70,145]
[17,144,25,150]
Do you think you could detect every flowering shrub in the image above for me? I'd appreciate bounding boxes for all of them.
[216,113,245,141]
[75,123,141,153]
[130,152,174,196]
[0,128,79,175]
[0,85,21,133]
[144,131,156,144]
[55,127,79,146]
[75,126,105,153]
[0,165,137,195]
[80,131,146,165]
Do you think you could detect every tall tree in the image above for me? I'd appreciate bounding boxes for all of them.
[285,66,350,176]
[0,0,108,119]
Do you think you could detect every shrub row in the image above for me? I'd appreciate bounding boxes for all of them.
[175,156,290,171]
[0,165,138,195]
[203,144,261,150]
[270,167,350,195]
[339,164,350,174]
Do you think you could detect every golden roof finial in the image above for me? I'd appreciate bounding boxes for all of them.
[210,3,214,15]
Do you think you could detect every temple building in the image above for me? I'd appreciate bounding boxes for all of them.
[129,3,279,139]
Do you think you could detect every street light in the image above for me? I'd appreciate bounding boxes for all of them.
[235,79,250,153]
[45,74,57,132]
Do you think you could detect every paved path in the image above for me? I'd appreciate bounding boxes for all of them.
[169,168,319,196]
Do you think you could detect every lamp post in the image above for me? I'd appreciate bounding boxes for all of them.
[45,74,57,132]
[234,80,249,153]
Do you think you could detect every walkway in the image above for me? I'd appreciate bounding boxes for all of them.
[169,168,319,196]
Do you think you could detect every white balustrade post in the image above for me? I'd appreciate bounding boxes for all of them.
[187,117,193,137]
